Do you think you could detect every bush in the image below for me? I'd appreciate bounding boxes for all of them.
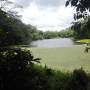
[65,68,89,90]
[0,47,40,90]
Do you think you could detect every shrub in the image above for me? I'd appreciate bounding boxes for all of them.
[65,68,89,90]
[0,47,40,90]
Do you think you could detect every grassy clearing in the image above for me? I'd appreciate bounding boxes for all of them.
[77,39,90,43]
[26,45,90,72]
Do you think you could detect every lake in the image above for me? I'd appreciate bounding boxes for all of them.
[30,38,75,48]
[30,38,90,71]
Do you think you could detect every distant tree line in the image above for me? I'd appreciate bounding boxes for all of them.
[30,28,74,40]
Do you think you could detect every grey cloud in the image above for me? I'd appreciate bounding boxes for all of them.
[35,0,66,8]
[15,0,33,8]
[14,0,66,9]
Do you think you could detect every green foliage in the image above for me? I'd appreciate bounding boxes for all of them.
[0,48,40,90]
[66,0,90,19]
[71,17,90,39]
[80,17,90,39]
[43,31,59,39]
[0,9,32,46]
[0,48,40,71]
[31,31,44,40]
[30,28,74,40]
[65,68,89,90]
[66,0,90,40]
[0,0,34,46]
[58,29,74,38]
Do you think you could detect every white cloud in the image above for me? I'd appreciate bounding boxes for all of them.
[19,0,75,31]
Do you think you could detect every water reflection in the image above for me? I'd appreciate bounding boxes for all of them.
[30,38,75,48]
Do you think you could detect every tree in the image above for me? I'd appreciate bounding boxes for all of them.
[0,9,32,46]
[0,1,41,89]
[66,0,90,19]
[66,0,90,53]
[66,0,90,39]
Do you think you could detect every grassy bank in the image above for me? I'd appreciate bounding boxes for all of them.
[77,39,90,43]
[29,45,90,72]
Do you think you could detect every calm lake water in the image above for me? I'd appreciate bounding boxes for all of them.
[30,38,75,48]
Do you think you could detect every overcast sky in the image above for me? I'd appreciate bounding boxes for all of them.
[13,0,75,31]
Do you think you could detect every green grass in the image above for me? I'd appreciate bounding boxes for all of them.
[26,45,90,72]
[76,39,90,43]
